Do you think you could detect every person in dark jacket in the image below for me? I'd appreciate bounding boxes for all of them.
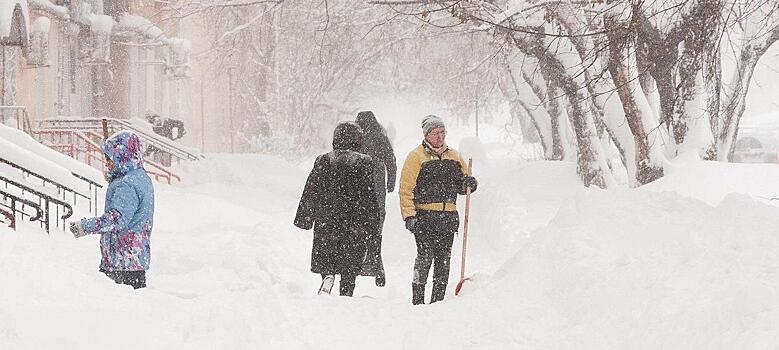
[294,122,381,297]
[146,113,186,141]
[399,115,478,305]
[145,113,186,166]
[354,111,396,287]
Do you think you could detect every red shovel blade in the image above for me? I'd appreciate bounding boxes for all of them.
[454,277,471,296]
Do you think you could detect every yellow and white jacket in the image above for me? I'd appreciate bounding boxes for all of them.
[399,142,470,220]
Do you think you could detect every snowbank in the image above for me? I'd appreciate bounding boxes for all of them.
[0,124,104,187]
[1,149,778,348]
[480,189,779,348]
[643,154,779,205]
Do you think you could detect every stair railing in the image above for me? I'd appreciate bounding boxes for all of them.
[0,157,100,214]
[0,175,73,233]
[0,189,44,230]
[37,118,204,162]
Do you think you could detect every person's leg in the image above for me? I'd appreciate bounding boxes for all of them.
[100,269,121,284]
[430,212,458,303]
[375,235,386,287]
[375,207,386,286]
[123,271,147,289]
[103,270,146,289]
[412,215,434,304]
[339,274,357,296]
[430,233,455,303]
[363,208,384,270]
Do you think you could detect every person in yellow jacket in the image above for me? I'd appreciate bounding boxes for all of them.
[399,115,478,305]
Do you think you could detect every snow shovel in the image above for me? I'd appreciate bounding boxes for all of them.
[455,158,473,296]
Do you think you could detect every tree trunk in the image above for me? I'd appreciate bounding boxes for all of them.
[604,14,664,185]
[510,32,609,187]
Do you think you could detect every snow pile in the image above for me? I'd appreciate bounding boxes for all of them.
[0,138,86,193]
[0,124,104,186]
[1,136,779,348]
[480,188,779,348]
[643,154,779,205]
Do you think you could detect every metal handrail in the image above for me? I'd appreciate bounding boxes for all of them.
[0,189,44,230]
[36,129,181,184]
[0,156,94,215]
[34,128,107,169]
[37,118,204,162]
[0,106,33,134]
[0,207,14,228]
[145,159,182,184]
[0,174,73,233]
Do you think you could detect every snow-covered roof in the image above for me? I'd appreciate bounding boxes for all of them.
[0,0,29,45]
[116,13,191,77]
[27,0,69,21]
[116,13,191,54]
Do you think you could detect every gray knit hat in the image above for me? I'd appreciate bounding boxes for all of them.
[422,115,445,136]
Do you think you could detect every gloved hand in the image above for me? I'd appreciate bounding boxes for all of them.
[404,216,417,232]
[69,221,87,238]
[463,175,478,193]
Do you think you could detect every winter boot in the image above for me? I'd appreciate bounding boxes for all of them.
[412,283,425,305]
[430,282,447,303]
[318,275,335,295]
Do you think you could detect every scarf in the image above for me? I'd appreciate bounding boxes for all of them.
[424,140,448,156]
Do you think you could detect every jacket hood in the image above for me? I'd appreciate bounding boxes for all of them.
[355,111,384,134]
[103,131,145,178]
[332,122,364,151]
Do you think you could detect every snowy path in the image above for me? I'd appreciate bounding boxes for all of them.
[1,154,779,349]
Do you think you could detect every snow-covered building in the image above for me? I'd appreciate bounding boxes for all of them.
[0,0,190,128]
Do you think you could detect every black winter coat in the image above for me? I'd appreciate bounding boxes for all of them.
[356,112,397,204]
[294,124,380,276]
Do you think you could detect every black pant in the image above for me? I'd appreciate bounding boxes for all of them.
[362,207,386,277]
[101,269,147,289]
[321,273,357,296]
[412,211,458,287]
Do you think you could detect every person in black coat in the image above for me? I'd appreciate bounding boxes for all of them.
[354,111,396,287]
[294,122,381,296]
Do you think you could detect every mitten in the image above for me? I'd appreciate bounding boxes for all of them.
[404,216,417,232]
[69,221,87,238]
[463,175,478,193]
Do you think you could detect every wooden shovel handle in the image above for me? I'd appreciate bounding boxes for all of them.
[459,158,473,282]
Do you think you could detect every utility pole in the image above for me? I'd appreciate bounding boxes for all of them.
[200,74,205,152]
[228,66,234,153]
[1,47,5,107]
[475,98,479,137]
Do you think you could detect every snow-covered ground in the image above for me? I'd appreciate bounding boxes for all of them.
[1,120,778,349]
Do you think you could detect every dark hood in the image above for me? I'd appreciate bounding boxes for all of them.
[332,122,364,151]
[355,111,383,133]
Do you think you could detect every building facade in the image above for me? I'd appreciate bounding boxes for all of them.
[0,0,189,129]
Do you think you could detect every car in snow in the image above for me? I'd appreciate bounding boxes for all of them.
[732,128,779,163]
